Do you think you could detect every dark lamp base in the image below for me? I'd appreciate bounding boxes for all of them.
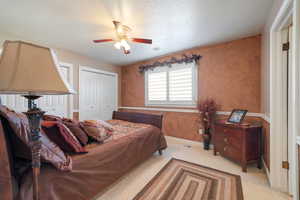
[23,95,45,200]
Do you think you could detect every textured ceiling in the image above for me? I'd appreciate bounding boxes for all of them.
[0,0,273,66]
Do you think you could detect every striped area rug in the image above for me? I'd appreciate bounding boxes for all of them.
[134,158,243,200]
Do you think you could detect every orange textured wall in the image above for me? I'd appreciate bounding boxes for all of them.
[121,35,261,142]
[122,35,261,113]
[119,108,202,141]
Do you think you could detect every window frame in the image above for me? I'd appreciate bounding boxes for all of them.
[145,62,198,108]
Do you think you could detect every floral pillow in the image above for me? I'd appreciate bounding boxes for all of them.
[82,121,112,143]
[84,120,113,131]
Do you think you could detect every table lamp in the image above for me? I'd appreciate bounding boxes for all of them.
[0,40,75,200]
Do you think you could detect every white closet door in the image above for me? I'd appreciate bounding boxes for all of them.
[101,74,117,120]
[79,68,117,121]
[0,65,72,117]
[80,70,102,120]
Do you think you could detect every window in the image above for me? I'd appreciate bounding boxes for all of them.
[145,62,197,107]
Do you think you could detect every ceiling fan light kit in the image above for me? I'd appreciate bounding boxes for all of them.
[114,39,130,54]
[114,39,130,50]
[93,20,152,55]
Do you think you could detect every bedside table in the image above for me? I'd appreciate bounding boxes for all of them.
[213,120,262,172]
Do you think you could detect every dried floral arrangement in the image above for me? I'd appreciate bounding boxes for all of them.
[138,54,202,73]
[197,99,217,150]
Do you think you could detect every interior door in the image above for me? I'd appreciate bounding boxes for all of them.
[287,25,294,195]
[80,70,102,120]
[79,68,117,121]
[281,26,291,192]
[101,73,117,120]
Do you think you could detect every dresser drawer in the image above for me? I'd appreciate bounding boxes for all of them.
[223,134,242,150]
[223,128,242,139]
[214,126,242,149]
[221,145,242,161]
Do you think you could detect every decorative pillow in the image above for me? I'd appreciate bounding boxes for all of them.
[62,120,89,146]
[62,117,74,123]
[42,121,87,154]
[0,105,72,171]
[82,122,112,143]
[84,120,114,131]
[43,115,62,122]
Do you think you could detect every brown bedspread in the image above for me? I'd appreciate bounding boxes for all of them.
[19,120,167,200]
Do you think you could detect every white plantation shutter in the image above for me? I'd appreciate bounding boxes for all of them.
[146,62,197,106]
[148,71,167,101]
[169,66,193,101]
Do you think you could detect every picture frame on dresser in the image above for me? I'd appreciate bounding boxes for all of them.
[227,109,248,124]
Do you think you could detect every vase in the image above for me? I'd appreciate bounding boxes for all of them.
[203,129,211,150]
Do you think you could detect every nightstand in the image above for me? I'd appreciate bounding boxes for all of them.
[213,120,262,172]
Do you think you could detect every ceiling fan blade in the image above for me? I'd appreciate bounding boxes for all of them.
[131,38,152,44]
[93,39,114,43]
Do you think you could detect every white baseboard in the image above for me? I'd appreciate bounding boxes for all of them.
[262,114,270,123]
[262,159,271,185]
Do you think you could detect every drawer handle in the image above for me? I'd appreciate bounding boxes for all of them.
[224,138,228,143]
[224,129,227,133]
[224,147,227,151]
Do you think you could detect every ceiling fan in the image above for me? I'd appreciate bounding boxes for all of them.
[93,21,152,54]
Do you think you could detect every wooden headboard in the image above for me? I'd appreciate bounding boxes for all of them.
[112,111,163,129]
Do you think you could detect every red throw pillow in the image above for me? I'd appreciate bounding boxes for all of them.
[42,121,87,154]
[0,105,72,171]
[43,115,62,122]
[62,117,73,123]
[62,120,89,146]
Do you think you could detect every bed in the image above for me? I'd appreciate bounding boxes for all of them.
[0,110,167,200]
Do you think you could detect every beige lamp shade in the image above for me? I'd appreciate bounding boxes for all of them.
[0,40,75,95]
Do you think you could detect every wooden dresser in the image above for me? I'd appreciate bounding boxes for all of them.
[213,121,262,172]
